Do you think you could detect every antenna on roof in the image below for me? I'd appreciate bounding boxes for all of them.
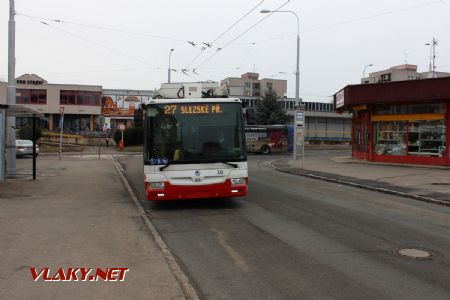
[403,52,410,65]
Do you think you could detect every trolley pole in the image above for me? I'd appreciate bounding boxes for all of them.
[6,0,16,175]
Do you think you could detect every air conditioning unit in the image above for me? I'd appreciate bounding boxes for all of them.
[183,83,203,99]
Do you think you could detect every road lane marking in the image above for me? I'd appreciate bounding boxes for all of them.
[210,228,250,273]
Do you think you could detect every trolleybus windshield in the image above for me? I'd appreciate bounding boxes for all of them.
[144,102,246,165]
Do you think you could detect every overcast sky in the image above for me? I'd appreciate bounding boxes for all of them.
[1,0,449,102]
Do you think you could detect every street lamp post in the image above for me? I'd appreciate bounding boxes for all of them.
[362,64,374,80]
[168,49,174,83]
[261,9,300,106]
[261,9,302,163]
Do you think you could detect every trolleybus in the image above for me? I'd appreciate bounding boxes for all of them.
[142,98,248,201]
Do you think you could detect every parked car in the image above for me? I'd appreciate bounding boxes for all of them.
[16,139,39,157]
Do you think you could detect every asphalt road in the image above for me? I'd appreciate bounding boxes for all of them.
[118,154,450,300]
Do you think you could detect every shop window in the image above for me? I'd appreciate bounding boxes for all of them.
[375,122,407,156]
[375,120,446,157]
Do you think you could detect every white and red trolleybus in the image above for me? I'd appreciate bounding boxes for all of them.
[142,98,248,201]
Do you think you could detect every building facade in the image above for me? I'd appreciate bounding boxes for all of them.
[281,99,351,143]
[335,77,450,166]
[361,64,450,84]
[0,74,102,132]
[0,75,157,132]
[102,88,153,130]
[221,72,287,109]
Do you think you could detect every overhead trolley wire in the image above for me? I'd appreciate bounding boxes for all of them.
[192,0,290,71]
[16,12,190,44]
[20,14,164,69]
[239,0,444,45]
[184,0,265,69]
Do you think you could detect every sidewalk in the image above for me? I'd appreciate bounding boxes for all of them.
[0,156,185,299]
[272,151,450,205]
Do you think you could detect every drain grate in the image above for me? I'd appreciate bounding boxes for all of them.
[392,247,434,260]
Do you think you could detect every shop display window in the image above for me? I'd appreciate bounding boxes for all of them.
[375,120,446,157]
[375,122,407,155]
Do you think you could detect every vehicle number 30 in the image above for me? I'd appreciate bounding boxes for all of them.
[217,170,224,175]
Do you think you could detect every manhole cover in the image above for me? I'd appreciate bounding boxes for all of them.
[393,248,433,260]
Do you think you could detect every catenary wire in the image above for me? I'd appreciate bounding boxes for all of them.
[192,0,290,71]
[184,0,265,69]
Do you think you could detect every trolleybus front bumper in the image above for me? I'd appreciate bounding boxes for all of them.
[145,179,247,201]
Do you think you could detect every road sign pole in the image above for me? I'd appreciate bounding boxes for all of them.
[293,110,305,167]
[59,107,64,160]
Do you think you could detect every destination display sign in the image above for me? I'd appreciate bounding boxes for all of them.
[163,103,223,115]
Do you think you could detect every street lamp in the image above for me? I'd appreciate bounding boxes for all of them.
[168,49,174,83]
[260,9,300,107]
[261,9,302,163]
[362,64,374,80]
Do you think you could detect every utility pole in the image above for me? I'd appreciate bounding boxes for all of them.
[6,0,16,175]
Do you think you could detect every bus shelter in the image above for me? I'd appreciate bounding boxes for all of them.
[0,104,43,183]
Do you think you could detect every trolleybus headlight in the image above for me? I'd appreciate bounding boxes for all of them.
[231,178,245,186]
[149,182,165,190]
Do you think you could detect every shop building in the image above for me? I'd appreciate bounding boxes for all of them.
[102,89,153,130]
[335,77,450,166]
[0,74,102,132]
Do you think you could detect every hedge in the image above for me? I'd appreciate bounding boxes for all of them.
[18,126,42,140]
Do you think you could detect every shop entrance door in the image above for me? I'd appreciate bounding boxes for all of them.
[352,111,370,160]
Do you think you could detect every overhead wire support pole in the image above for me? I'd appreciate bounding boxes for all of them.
[6,0,16,176]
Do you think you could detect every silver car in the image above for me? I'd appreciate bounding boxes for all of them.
[16,139,39,157]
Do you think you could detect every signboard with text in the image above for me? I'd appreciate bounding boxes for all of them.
[335,90,345,108]
[103,117,111,131]
[294,110,305,158]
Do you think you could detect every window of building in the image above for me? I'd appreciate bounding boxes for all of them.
[54,114,92,132]
[245,82,251,88]
[60,90,101,106]
[266,82,273,91]
[16,89,47,104]
[252,83,260,97]
[380,73,391,82]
